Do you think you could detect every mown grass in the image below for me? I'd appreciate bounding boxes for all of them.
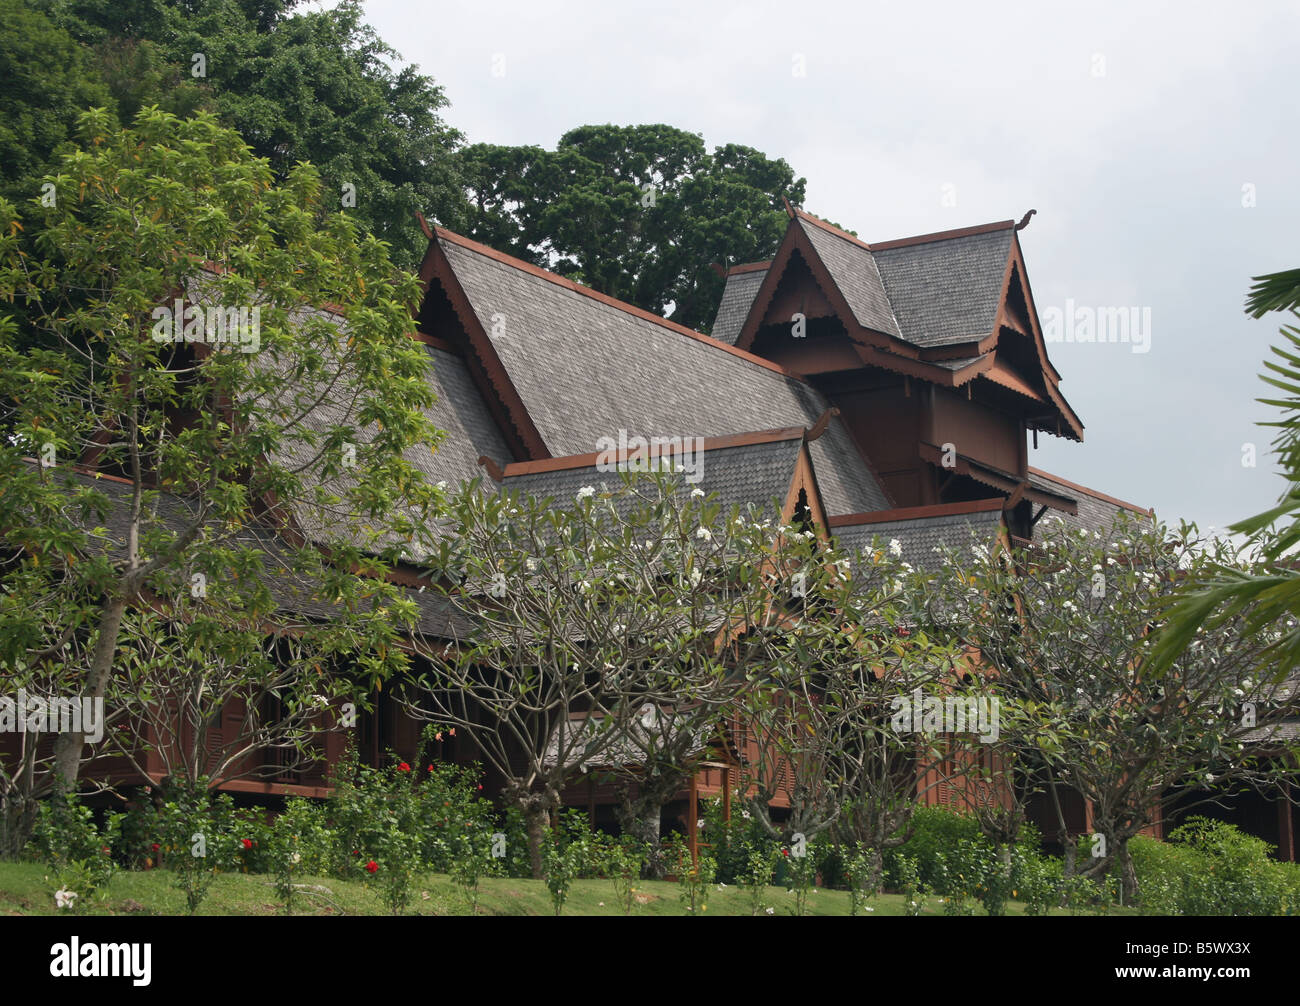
[0,861,1099,916]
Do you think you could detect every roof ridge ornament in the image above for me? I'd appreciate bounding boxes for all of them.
[804,406,840,442]
[1014,209,1037,231]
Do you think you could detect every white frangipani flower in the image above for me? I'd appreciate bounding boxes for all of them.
[576,486,596,499]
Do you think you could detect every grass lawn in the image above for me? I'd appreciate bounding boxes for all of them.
[0,861,1100,916]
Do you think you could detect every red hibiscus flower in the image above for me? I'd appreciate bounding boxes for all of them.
[365,860,378,874]
[242,838,253,850]
[427,764,435,772]
[150,843,160,853]
[398,762,411,772]
[477,784,483,791]
[782,848,790,857]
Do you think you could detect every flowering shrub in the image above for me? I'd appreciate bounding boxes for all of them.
[153,788,218,915]
[323,742,496,880]
[896,854,927,916]
[738,842,779,916]
[785,838,820,916]
[662,835,717,913]
[700,794,772,884]
[269,799,328,915]
[843,844,876,917]
[30,795,116,898]
[1016,854,1063,916]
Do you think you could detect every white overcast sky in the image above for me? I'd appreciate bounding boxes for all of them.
[356,0,1298,529]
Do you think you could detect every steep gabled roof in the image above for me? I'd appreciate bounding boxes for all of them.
[873,227,1015,348]
[253,324,510,557]
[711,264,768,345]
[431,229,891,516]
[797,218,899,337]
[727,212,1084,440]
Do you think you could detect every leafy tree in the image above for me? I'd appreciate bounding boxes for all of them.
[406,471,800,878]
[736,533,966,889]
[460,125,805,330]
[41,0,465,268]
[944,513,1299,900]
[0,0,112,204]
[0,108,444,847]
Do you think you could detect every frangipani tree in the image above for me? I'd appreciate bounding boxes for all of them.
[406,470,794,878]
[735,533,967,888]
[937,512,1299,899]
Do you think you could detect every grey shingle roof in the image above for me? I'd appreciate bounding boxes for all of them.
[798,219,900,337]
[247,307,509,558]
[711,268,767,345]
[58,468,467,638]
[421,345,513,486]
[439,238,889,516]
[501,437,805,517]
[833,508,1005,574]
[873,229,1013,348]
[1027,470,1152,543]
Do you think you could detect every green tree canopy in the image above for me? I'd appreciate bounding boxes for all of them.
[32,0,465,268]
[460,124,806,331]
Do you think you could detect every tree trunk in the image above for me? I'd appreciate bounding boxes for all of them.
[616,792,668,877]
[1117,837,1137,904]
[867,844,884,896]
[52,594,128,793]
[522,794,554,880]
[632,800,664,878]
[0,794,38,859]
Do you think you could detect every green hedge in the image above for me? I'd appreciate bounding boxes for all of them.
[1131,816,1300,916]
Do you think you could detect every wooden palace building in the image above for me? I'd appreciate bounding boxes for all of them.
[28,202,1298,859]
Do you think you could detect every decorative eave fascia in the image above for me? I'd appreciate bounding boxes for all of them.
[414,232,550,461]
